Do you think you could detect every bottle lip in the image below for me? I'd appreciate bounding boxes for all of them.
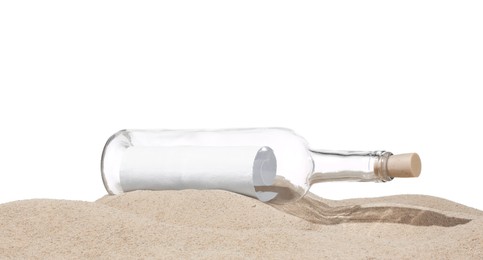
[374,151,394,182]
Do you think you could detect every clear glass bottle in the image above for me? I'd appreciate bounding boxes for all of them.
[101,128,421,204]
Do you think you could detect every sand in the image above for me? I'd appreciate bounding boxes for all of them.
[1,190,482,259]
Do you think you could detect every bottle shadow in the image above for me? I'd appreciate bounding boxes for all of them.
[271,194,471,227]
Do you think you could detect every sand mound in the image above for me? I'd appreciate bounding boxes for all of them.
[1,190,482,259]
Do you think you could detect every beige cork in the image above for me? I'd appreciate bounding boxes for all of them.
[387,153,421,178]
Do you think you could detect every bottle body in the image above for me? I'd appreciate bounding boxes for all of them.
[101,128,397,204]
[102,128,314,203]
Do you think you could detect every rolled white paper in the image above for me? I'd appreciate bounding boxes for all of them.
[119,146,277,200]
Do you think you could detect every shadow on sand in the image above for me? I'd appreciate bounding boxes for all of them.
[271,194,471,227]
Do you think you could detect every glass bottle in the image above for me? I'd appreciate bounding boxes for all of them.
[101,128,421,204]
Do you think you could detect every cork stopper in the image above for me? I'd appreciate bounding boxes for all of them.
[387,153,421,178]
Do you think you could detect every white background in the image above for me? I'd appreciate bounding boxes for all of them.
[1,1,482,210]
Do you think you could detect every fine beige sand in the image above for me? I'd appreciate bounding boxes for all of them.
[1,190,482,259]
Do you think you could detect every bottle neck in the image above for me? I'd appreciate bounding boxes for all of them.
[307,149,393,186]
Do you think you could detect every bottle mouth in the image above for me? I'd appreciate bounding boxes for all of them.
[374,151,394,182]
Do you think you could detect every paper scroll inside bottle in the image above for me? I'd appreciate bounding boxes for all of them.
[119,146,277,201]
